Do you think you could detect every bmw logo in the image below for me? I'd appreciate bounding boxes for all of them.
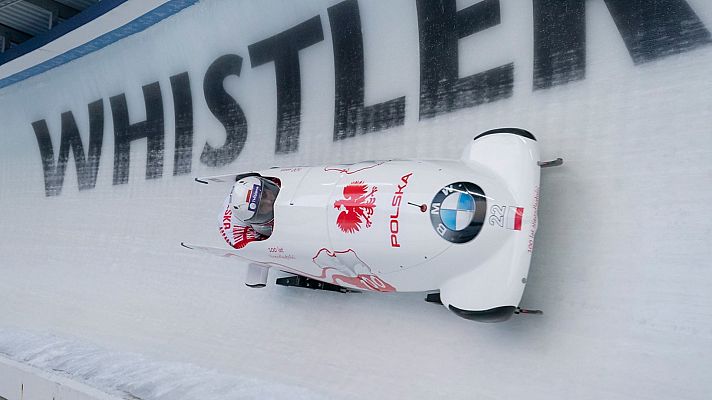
[430,182,487,244]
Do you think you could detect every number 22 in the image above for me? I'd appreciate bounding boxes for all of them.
[489,205,505,227]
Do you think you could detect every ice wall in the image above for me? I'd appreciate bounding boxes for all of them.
[1,1,711,399]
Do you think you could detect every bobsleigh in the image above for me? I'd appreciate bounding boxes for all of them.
[182,128,562,322]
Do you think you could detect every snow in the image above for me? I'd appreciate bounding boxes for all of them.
[0,329,326,399]
[0,0,712,399]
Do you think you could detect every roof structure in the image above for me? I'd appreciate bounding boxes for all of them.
[0,0,100,52]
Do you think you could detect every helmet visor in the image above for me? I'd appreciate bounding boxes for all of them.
[246,179,279,225]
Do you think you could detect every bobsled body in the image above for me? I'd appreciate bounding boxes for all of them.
[188,129,544,321]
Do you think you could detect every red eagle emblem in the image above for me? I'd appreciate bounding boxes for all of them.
[334,181,378,233]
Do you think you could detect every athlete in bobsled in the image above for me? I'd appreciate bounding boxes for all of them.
[221,176,280,249]
[184,128,563,322]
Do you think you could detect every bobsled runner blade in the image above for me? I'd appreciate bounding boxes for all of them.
[275,275,355,293]
[537,158,563,168]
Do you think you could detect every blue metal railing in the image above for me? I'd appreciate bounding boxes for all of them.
[0,0,129,67]
[0,0,198,90]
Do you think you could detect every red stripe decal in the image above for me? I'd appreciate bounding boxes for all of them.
[245,189,252,202]
[514,207,524,231]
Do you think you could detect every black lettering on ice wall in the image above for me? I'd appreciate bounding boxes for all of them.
[110,82,164,185]
[170,72,193,175]
[532,0,586,90]
[603,0,711,64]
[202,54,248,168]
[328,0,405,141]
[416,0,513,120]
[533,0,711,90]
[32,100,104,197]
[248,16,324,153]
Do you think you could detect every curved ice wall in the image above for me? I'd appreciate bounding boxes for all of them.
[0,1,711,399]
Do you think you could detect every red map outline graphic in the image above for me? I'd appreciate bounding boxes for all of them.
[257,248,396,292]
[311,248,396,292]
[324,161,387,174]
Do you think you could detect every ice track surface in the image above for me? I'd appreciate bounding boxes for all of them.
[1,0,712,399]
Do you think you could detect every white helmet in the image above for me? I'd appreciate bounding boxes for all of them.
[230,176,279,225]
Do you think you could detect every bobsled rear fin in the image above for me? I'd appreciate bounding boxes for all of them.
[195,172,260,185]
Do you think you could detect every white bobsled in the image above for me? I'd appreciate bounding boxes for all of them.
[183,128,560,322]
